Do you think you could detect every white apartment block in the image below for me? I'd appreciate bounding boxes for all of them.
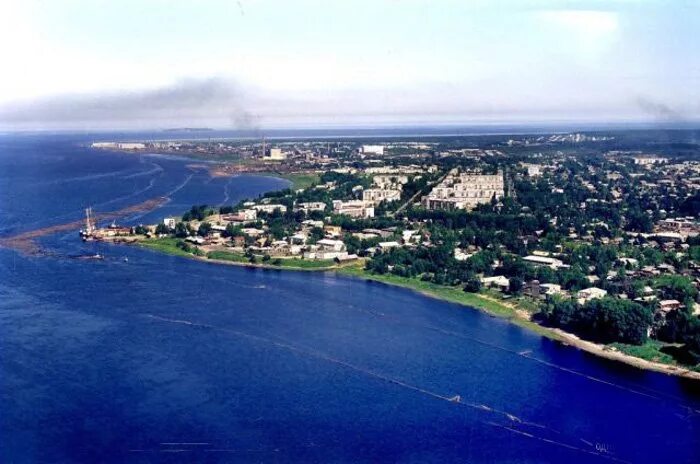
[252,204,288,214]
[373,175,409,188]
[294,202,327,213]
[633,156,667,166]
[332,200,375,218]
[360,145,385,156]
[267,148,287,160]
[422,171,505,211]
[362,188,401,206]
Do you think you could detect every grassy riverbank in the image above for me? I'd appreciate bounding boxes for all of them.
[338,265,700,377]
[134,238,700,378]
[258,172,320,190]
[139,237,339,271]
[337,265,563,340]
[610,341,678,365]
[207,249,335,269]
[138,237,193,258]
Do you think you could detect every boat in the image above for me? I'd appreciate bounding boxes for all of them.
[73,253,103,260]
[79,207,96,241]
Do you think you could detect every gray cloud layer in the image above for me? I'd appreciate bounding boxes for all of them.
[0,77,697,130]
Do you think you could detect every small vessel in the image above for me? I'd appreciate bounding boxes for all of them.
[448,395,461,403]
[79,207,96,241]
[123,257,129,262]
[74,253,103,260]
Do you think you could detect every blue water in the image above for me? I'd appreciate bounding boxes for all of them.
[1,135,699,463]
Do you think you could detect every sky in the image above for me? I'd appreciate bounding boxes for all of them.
[0,0,698,130]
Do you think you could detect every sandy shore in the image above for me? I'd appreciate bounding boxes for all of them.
[549,329,700,380]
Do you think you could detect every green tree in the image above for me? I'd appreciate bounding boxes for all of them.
[174,222,189,238]
[155,223,171,235]
[543,297,652,345]
[197,222,212,237]
[463,276,482,293]
[654,275,698,309]
[508,276,523,295]
[223,223,243,238]
[576,298,652,345]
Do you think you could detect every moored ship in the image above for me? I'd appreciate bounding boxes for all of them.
[79,207,96,241]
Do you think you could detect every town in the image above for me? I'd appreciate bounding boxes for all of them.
[89,131,700,373]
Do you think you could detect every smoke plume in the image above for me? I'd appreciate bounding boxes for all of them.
[635,96,685,122]
[0,77,259,130]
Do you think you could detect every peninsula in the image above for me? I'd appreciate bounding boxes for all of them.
[88,131,700,379]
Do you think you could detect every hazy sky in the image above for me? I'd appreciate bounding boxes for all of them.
[0,0,698,130]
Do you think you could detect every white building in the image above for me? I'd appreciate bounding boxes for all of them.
[241,227,265,237]
[423,171,505,211]
[378,241,401,251]
[91,142,146,150]
[523,255,568,270]
[454,248,473,261]
[295,202,327,213]
[633,156,667,165]
[373,175,409,188]
[522,163,543,177]
[267,148,287,160]
[577,287,608,304]
[118,142,146,150]
[316,239,346,252]
[252,204,288,214]
[304,239,349,260]
[362,188,401,205]
[163,217,177,229]
[333,200,374,218]
[540,283,563,296]
[223,209,257,222]
[481,275,510,290]
[360,145,385,156]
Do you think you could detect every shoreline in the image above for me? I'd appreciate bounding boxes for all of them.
[134,240,700,381]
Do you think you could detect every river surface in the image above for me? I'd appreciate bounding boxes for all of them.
[1,134,699,463]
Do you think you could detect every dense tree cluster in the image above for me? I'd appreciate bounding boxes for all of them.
[542,297,653,345]
[182,205,214,222]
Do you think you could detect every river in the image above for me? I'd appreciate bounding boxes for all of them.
[0,134,699,463]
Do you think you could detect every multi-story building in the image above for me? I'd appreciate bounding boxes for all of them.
[223,209,257,222]
[360,145,385,156]
[252,204,287,214]
[362,188,401,206]
[332,200,375,218]
[266,148,287,160]
[373,175,409,188]
[633,155,667,165]
[294,202,327,213]
[422,171,505,210]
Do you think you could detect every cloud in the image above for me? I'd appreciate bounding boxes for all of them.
[538,10,618,35]
[537,9,618,60]
[0,78,259,130]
